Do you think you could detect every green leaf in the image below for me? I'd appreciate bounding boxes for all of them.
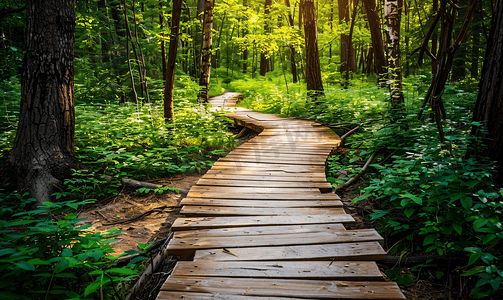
[404,208,415,218]
[0,249,16,257]
[106,268,137,275]
[423,234,436,246]
[27,258,51,265]
[453,223,462,235]
[468,252,482,266]
[473,219,489,231]
[61,248,73,257]
[403,192,422,205]
[460,196,473,209]
[84,280,102,297]
[16,262,35,271]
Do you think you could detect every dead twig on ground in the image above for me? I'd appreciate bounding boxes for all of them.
[102,205,180,226]
[335,151,378,191]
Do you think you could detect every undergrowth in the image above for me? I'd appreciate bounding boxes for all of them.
[228,72,502,298]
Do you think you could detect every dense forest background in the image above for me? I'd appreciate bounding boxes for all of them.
[1,0,503,299]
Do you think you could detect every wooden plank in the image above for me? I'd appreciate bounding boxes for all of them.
[205,169,328,177]
[185,192,341,200]
[211,162,325,171]
[180,198,342,207]
[229,149,331,156]
[223,153,328,161]
[201,174,328,182]
[168,229,382,260]
[194,242,386,262]
[157,291,312,300]
[217,157,326,165]
[171,214,355,231]
[173,224,347,238]
[180,206,345,217]
[188,186,322,194]
[172,261,382,280]
[161,276,406,299]
[196,179,333,191]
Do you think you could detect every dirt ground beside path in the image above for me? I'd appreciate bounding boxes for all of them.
[76,173,204,255]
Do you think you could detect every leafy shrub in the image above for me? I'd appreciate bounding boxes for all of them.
[0,198,143,300]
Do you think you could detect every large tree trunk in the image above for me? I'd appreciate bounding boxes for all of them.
[163,0,182,119]
[9,0,81,206]
[385,0,405,114]
[198,0,214,102]
[471,0,503,181]
[338,0,356,73]
[362,0,386,75]
[303,0,324,97]
[260,0,272,76]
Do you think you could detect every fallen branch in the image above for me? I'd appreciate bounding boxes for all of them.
[121,178,189,196]
[335,151,378,191]
[102,205,180,226]
[125,232,175,300]
[340,126,360,147]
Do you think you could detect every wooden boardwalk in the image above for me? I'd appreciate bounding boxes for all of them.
[156,92,405,299]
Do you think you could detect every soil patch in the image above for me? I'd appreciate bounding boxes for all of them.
[77,173,203,255]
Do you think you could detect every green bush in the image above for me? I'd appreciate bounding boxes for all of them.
[0,197,144,300]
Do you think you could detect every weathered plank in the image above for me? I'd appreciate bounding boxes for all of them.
[205,169,328,177]
[188,186,322,194]
[221,153,328,162]
[157,292,312,300]
[217,157,326,165]
[172,224,347,238]
[184,192,342,200]
[193,242,386,262]
[212,161,326,171]
[161,276,406,299]
[180,206,345,217]
[201,174,329,182]
[168,229,383,260]
[171,214,355,231]
[180,198,342,207]
[196,179,333,191]
[171,261,382,280]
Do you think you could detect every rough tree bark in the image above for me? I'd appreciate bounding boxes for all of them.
[471,0,503,180]
[198,0,214,102]
[385,0,405,113]
[284,0,298,83]
[260,0,272,76]
[303,0,324,97]
[8,0,83,206]
[338,0,356,73]
[163,0,182,119]
[362,0,386,75]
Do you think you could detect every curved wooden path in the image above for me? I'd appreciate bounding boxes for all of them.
[156,92,405,299]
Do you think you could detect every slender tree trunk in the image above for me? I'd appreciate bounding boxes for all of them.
[471,0,503,181]
[163,0,182,119]
[362,0,385,75]
[385,0,405,115]
[346,0,359,84]
[123,1,139,104]
[285,0,298,83]
[98,0,111,63]
[431,0,438,76]
[260,0,272,76]
[198,0,214,102]
[159,1,167,80]
[9,0,82,206]
[303,0,324,98]
[338,0,356,73]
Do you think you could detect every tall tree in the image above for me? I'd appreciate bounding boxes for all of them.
[163,0,182,119]
[385,0,405,114]
[303,0,323,97]
[284,0,298,83]
[362,0,386,75]
[198,0,214,102]
[8,0,81,205]
[338,0,356,73]
[260,0,272,76]
[471,0,503,181]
